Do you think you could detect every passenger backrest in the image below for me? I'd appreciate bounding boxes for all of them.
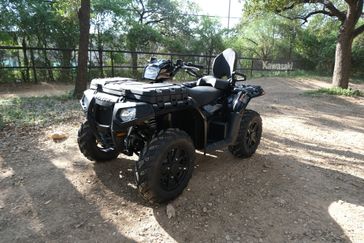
[212,48,236,79]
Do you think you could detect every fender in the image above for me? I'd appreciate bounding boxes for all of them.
[111,102,155,153]
[232,85,264,114]
[80,89,95,112]
[112,102,155,131]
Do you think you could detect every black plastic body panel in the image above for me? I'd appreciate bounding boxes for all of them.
[229,84,264,114]
[80,89,95,111]
[81,77,264,155]
[94,79,189,105]
[112,102,155,130]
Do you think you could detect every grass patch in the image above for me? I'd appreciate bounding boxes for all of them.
[304,87,363,97]
[0,94,81,129]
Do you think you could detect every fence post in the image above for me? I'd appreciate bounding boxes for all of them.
[110,51,114,77]
[98,47,104,77]
[30,48,38,83]
[207,56,211,75]
[71,49,76,81]
[88,48,92,77]
[250,59,254,77]
[131,51,138,77]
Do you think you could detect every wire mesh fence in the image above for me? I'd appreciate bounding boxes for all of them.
[0,46,297,83]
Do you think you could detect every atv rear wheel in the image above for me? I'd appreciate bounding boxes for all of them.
[135,128,195,203]
[228,110,262,158]
[77,121,119,162]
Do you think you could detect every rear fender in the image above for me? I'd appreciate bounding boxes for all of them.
[232,85,264,114]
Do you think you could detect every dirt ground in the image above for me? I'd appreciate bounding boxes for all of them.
[0,82,73,98]
[0,77,363,243]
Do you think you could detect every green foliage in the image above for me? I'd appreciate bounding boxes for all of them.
[304,87,363,97]
[192,17,225,55]
[244,0,294,14]
[126,23,162,50]
[228,13,299,59]
[0,94,80,129]
[352,33,364,77]
[293,16,338,73]
[123,0,199,53]
[242,0,364,81]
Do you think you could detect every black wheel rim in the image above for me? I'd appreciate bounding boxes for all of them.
[246,121,259,148]
[160,146,190,191]
[96,139,115,153]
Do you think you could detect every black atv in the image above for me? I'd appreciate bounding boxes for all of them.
[78,48,264,203]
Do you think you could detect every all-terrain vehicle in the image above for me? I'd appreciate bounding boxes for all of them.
[78,48,264,203]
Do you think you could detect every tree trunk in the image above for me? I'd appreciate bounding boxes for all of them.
[22,38,30,83]
[332,3,359,89]
[131,51,138,77]
[74,0,91,98]
[16,49,25,83]
[43,44,55,82]
[332,32,353,89]
[60,49,72,82]
[30,48,38,83]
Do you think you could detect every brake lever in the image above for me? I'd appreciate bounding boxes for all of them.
[185,69,199,78]
[182,65,200,72]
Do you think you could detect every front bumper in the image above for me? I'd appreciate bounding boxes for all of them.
[81,90,155,152]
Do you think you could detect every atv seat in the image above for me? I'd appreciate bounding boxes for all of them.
[187,86,222,106]
[197,76,230,90]
[197,48,237,90]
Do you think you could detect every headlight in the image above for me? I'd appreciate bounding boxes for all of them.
[119,108,136,122]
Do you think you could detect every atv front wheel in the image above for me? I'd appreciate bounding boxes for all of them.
[135,128,195,203]
[77,121,119,162]
[228,110,262,158]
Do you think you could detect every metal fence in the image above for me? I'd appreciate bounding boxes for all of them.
[0,46,296,83]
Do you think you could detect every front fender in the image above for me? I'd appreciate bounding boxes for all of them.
[80,89,95,112]
[112,102,155,130]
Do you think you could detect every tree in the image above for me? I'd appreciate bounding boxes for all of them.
[229,14,300,60]
[193,17,225,57]
[0,0,80,83]
[245,0,364,89]
[51,1,79,82]
[294,15,338,72]
[74,0,91,98]
[124,0,198,76]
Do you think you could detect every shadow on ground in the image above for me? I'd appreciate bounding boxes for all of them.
[0,134,135,242]
[150,144,363,242]
[91,144,363,242]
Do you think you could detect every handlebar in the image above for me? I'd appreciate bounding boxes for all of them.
[186,62,204,69]
[175,59,203,70]
[173,60,204,78]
